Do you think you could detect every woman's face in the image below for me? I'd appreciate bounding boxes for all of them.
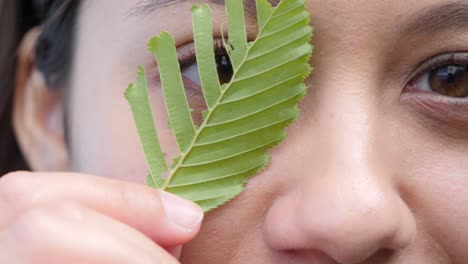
[64,0,468,263]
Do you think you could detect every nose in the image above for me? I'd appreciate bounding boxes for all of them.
[263,87,416,263]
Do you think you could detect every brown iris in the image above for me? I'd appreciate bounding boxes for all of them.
[429,65,468,97]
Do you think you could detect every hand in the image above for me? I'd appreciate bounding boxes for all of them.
[0,172,203,263]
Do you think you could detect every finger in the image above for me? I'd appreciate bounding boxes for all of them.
[0,172,203,246]
[166,245,183,259]
[0,201,181,264]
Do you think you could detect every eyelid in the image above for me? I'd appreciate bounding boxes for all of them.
[176,38,228,98]
[401,92,468,140]
[177,42,197,68]
[176,38,226,68]
[405,52,468,85]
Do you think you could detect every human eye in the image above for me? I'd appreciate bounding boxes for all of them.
[403,52,468,136]
[177,38,233,95]
[175,38,233,124]
[406,52,468,98]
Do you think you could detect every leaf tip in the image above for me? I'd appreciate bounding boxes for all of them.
[147,36,159,54]
[191,3,212,20]
[124,83,134,100]
[190,4,199,12]
[137,65,145,74]
[148,32,172,54]
[125,65,147,100]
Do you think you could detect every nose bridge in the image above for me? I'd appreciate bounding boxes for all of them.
[312,75,381,179]
[314,80,408,255]
[308,78,396,233]
[264,78,416,263]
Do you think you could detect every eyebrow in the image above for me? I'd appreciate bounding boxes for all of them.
[129,0,261,17]
[404,1,468,35]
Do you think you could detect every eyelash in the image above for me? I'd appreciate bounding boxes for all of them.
[408,52,468,80]
[405,52,468,99]
[177,38,227,69]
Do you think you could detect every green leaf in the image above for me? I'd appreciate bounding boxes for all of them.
[192,4,221,109]
[124,66,168,188]
[256,0,273,29]
[148,32,196,153]
[126,0,313,212]
[226,0,248,69]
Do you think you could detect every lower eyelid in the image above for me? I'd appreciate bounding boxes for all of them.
[182,75,203,98]
[401,93,468,140]
[401,92,468,122]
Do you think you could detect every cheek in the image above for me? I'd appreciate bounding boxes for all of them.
[67,77,182,183]
[63,0,194,183]
[67,77,145,182]
[401,142,468,260]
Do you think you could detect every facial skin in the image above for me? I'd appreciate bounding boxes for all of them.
[15,0,468,263]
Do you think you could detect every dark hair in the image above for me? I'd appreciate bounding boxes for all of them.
[0,0,79,175]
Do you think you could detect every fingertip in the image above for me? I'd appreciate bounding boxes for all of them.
[159,191,204,233]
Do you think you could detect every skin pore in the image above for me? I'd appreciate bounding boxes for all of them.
[12,0,468,263]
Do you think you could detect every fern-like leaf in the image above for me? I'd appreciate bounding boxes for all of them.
[126,0,313,212]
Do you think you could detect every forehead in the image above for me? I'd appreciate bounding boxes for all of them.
[78,0,468,61]
[83,0,462,26]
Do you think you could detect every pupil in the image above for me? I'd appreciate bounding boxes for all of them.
[215,53,233,84]
[429,65,468,97]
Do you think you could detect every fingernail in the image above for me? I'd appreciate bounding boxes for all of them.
[160,191,203,231]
